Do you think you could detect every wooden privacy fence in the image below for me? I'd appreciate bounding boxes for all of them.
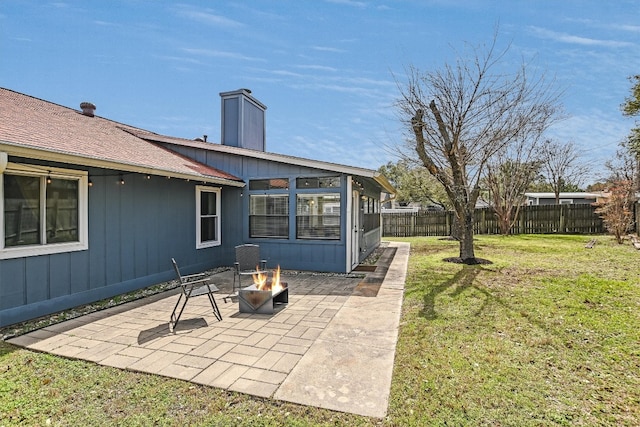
[382,204,607,237]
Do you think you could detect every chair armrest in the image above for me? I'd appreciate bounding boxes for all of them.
[183,276,212,285]
[186,280,220,296]
[181,272,208,281]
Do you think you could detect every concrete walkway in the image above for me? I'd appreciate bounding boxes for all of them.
[8,242,409,418]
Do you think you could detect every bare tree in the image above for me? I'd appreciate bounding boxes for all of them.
[539,139,590,203]
[396,36,562,263]
[605,140,639,187]
[484,135,542,234]
[595,179,635,244]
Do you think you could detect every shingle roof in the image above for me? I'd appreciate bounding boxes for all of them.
[0,88,244,186]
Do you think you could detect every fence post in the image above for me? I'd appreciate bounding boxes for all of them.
[411,212,416,237]
[559,204,567,233]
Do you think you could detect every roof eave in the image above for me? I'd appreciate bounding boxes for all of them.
[142,135,397,191]
[371,173,396,195]
[0,141,245,187]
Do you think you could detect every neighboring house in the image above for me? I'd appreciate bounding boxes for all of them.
[524,192,600,206]
[0,88,394,327]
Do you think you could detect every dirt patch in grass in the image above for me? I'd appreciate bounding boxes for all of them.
[442,256,493,265]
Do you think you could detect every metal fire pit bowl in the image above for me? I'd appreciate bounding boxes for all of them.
[238,283,288,315]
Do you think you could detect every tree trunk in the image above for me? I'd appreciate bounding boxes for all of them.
[496,207,512,235]
[450,214,462,240]
[459,209,476,261]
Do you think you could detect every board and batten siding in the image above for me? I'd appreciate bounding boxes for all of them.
[0,164,239,327]
[161,143,377,273]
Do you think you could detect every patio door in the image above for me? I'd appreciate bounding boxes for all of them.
[351,190,360,270]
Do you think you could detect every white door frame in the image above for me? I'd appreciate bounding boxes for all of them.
[350,188,360,270]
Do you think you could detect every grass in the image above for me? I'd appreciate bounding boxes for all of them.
[1,234,639,426]
[389,234,640,426]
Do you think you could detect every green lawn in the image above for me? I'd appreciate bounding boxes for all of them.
[390,234,640,426]
[1,234,639,426]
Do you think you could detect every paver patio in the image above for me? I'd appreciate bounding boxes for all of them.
[8,242,409,418]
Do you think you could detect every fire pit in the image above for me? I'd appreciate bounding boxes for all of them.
[239,283,288,314]
[238,266,288,314]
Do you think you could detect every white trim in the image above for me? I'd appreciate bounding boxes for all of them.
[195,185,221,249]
[0,141,245,188]
[524,192,599,199]
[130,133,395,194]
[346,178,352,271]
[0,152,7,173]
[295,192,341,240]
[1,164,88,260]
[350,187,360,270]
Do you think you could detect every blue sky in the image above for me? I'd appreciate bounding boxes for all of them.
[2,1,638,183]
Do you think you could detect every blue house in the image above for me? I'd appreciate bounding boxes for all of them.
[0,88,394,327]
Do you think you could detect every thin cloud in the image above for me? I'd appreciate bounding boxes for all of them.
[229,3,285,21]
[271,70,304,78]
[181,47,265,62]
[312,46,347,53]
[529,26,634,48]
[618,24,640,33]
[548,112,628,174]
[245,76,284,84]
[325,0,367,8]
[337,76,395,87]
[262,67,394,96]
[154,55,203,65]
[174,5,244,28]
[295,64,338,72]
[93,20,121,27]
[290,83,376,96]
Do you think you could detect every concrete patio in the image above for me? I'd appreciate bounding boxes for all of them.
[8,242,409,418]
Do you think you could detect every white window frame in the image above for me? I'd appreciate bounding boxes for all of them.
[196,185,221,249]
[296,192,341,240]
[249,193,290,239]
[1,164,88,260]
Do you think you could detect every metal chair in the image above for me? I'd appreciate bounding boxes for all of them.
[170,258,222,331]
[225,244,267,301]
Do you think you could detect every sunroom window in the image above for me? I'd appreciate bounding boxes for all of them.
[1,166,88,259]
[249,194,289,238]
[296,176,340,189]
[296,193,341,239]
[196,186,221,248]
